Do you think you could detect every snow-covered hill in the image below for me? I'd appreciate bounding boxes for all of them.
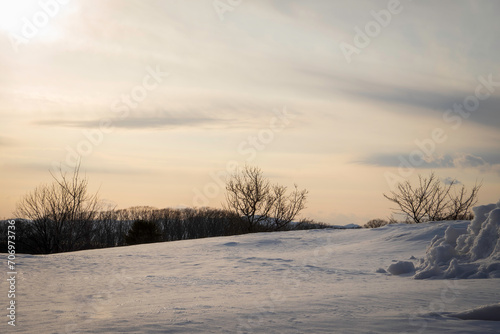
[2,204,500,333]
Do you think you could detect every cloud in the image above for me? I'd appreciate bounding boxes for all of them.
[453,154,488,169]
[356,152,494,171]
[5,161,158,176]
[442,177,462,185]
[37,116,217,130]
[355,153,453,169]
[33,111,226,130]
[293,67,500,129]
[32,100,297,130]
[0,136,15,147]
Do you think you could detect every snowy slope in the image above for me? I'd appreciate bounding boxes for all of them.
[2,218,500,333]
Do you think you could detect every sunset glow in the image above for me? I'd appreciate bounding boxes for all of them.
[1,0,499,224]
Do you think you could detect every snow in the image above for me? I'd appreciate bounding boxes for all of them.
[448,304,500,321]
[414,200,500,279]
[2,208,500,333]
[387,261,415,275]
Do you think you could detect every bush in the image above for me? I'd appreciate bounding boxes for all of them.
[125,220,162,245]
[294,218,331,230]
[364,219,389,229]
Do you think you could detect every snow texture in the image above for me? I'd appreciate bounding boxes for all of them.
[414,200,500,279]
[387,261,415,275]
[2,211,500,333]
[448,304,500,321]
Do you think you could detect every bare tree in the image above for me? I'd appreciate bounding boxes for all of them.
[383,172,481,224]
[271,184,308,231]
[224,165,308,231]
[446,184,481,220]
[15,163,100,253]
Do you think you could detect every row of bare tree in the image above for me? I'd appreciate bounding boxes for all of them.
[2,206,257,254]
[6,163,482,251]
[5,165,318,253]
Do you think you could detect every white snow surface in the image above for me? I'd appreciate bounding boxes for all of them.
[414,200,500,279]
[2,216,500,333]
[448,304,500,321]
[387,261,415,275]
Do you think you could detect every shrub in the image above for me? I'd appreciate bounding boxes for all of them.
[364,219,389,229]
[125,220,162,245]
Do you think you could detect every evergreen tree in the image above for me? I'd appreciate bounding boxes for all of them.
[125,220,162,245]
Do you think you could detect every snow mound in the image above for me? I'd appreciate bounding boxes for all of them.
[414,200,500,279]
[387,261,415,275]
[448,304,500,321]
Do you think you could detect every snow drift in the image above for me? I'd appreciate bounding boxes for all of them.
[387,261,415,275]
[413,200,500,279]
[448,304,500,321]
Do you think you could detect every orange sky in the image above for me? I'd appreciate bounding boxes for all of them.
[1,0,499,224]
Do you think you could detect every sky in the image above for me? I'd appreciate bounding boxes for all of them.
[0,0,499,224]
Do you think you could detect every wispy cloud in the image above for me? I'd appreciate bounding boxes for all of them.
[293,67,500,129]
[0,136,14,147]
[1,0,500,222]
[32,98,297,130]
[6,161,158,175]
[34,113,221,130]
[442,177,462,185]
[356,152,495,170]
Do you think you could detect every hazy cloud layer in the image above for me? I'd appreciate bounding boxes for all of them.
[34,114,220,130]
[32,105,293,130]
[356,152,496,170]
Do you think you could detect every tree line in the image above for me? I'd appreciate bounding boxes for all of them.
[1,164,328,254]
[2,163,482,252]
[0,205,331,254]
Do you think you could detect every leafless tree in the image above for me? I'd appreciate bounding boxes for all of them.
[15,163,100,253]
[224,165,308,231]
[271,184,308,230]
[383,172,481,224]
